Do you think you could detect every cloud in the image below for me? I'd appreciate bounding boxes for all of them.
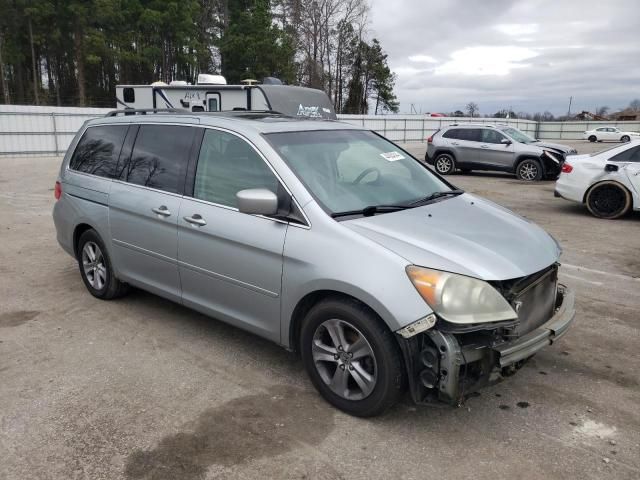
[494,23,539,36]
[408,54,438,63]
[434,46,538,76]
[369,0,640,115]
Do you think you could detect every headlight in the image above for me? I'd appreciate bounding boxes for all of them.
[543,150,560,163]
[406,266,517,324]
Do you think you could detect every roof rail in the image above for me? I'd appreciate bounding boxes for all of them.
[105,108,181,117]
[448,122,496,128]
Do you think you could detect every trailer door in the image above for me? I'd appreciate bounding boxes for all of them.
[206,92,221,112]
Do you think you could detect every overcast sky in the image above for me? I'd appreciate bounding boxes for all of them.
[369,0,640,115]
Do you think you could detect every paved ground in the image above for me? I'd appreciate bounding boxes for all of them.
[1,140,639,480]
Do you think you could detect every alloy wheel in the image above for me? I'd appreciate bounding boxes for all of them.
[518,161,539,181]
[82,241,107,290]
[311,318,377,401]
[588,185,629,218]
[435,156,453,174]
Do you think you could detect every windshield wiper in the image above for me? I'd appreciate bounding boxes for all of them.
[408,189,465,206]
[330,204,414,218]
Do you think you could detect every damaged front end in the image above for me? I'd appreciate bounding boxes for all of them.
[397,265,576,406]
[540,149,566,179]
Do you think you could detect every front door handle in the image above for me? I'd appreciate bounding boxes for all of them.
[152,206,171,217]
[451,142,460,146]
[480,145,489,149]
[183,214,207,226]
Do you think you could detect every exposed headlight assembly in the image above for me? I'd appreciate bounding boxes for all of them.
[406,266,517,324]
[543,150,561,164]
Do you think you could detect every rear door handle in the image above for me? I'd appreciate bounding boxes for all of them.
[183,214,207,226]
[451,142,460,146]
[152,206,171,217]
[480,145,489,149]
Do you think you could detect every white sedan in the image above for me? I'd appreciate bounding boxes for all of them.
[555,141,640,219]
[582,127,639,143]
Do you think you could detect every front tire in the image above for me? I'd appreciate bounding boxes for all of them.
[621,135,631,143]
[588,135,597,142]
[434,153,456,175]
[77,229,129,299]
[586,182,632,219]
[300,298,405,417]
[516,158,543,181]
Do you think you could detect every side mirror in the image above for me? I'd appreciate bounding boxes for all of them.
[236,188,279,215]
[501,138,512,145]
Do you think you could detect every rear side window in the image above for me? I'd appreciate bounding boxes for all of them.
[193,129,279,208]
[442,129,461,139]
[69,125,128,178]
[125,125,195,194]
[610,146,640,163]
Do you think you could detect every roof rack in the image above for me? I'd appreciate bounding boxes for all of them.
[448,122,496,128]
[105,108,181,117]
[105,108,289,118]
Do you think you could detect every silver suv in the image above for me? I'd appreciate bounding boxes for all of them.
[426,124,577,181]
[53,110,575,416]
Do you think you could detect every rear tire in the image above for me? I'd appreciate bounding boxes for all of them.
[586,182,632,219]
[516,158,543,181]
[588,135,597,142]
[77,229,129,299]
[621,135,631,143]
[434,153,456,175]
[300,298,405,417]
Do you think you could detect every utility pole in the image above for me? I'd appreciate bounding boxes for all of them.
[567,96,573,118]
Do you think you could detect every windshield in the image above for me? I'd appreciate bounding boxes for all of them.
[266,130,452,215]
[500,127,536,144]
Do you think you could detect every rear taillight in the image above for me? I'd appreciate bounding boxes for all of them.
[54,181,62,200]
[427,135,434,143]
[561,163,573,173]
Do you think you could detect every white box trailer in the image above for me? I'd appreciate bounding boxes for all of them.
[115,80,337,120]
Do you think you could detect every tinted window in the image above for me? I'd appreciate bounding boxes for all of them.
[459,128,481,142]
[125,125,194,194]
[610,146,640,163]
[123,88,135,103]
[194,130,279,208]
[69,125,128,178]
[443,129,461,139]
[480,129,506,144]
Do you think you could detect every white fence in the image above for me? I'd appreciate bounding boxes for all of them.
[1,106,640,156]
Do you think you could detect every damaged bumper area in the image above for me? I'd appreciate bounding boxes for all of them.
[398,279,576,406]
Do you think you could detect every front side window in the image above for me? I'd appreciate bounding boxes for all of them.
[194,129,280,208]
[481,129,506,144]
[69,125,128,178]
[500,127,536,144]
[125,125,195,194]
[266,130,451,215]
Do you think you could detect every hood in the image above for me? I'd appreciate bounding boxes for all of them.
[343,194,560,281]
[532,140,575,154]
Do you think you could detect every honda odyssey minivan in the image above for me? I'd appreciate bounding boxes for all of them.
[53,110,575,416]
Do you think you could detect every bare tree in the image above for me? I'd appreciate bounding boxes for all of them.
[596,106,609,117]
[465,102,479,117]
[629,99,640,111]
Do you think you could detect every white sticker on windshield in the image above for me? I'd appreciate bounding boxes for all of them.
[380,151,405,162]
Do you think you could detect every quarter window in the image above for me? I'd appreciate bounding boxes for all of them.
[69,125,128,178]
[125,125,195,194]
[194,130,279,208]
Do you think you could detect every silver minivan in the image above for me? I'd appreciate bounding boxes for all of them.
[53,111,575,416]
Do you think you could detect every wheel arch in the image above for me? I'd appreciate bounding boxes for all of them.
[513,154,544,174]
[432,148,456,161]
[288,289,393,354]
[582,179,633,204]
[73,223,97,258]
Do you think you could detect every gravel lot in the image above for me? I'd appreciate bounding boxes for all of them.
[1,140,639,480]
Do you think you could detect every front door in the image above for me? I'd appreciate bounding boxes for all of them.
[178,129,288,342]
[477,128,515,169]
[109,124,196,302]
[622,146,640,200]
